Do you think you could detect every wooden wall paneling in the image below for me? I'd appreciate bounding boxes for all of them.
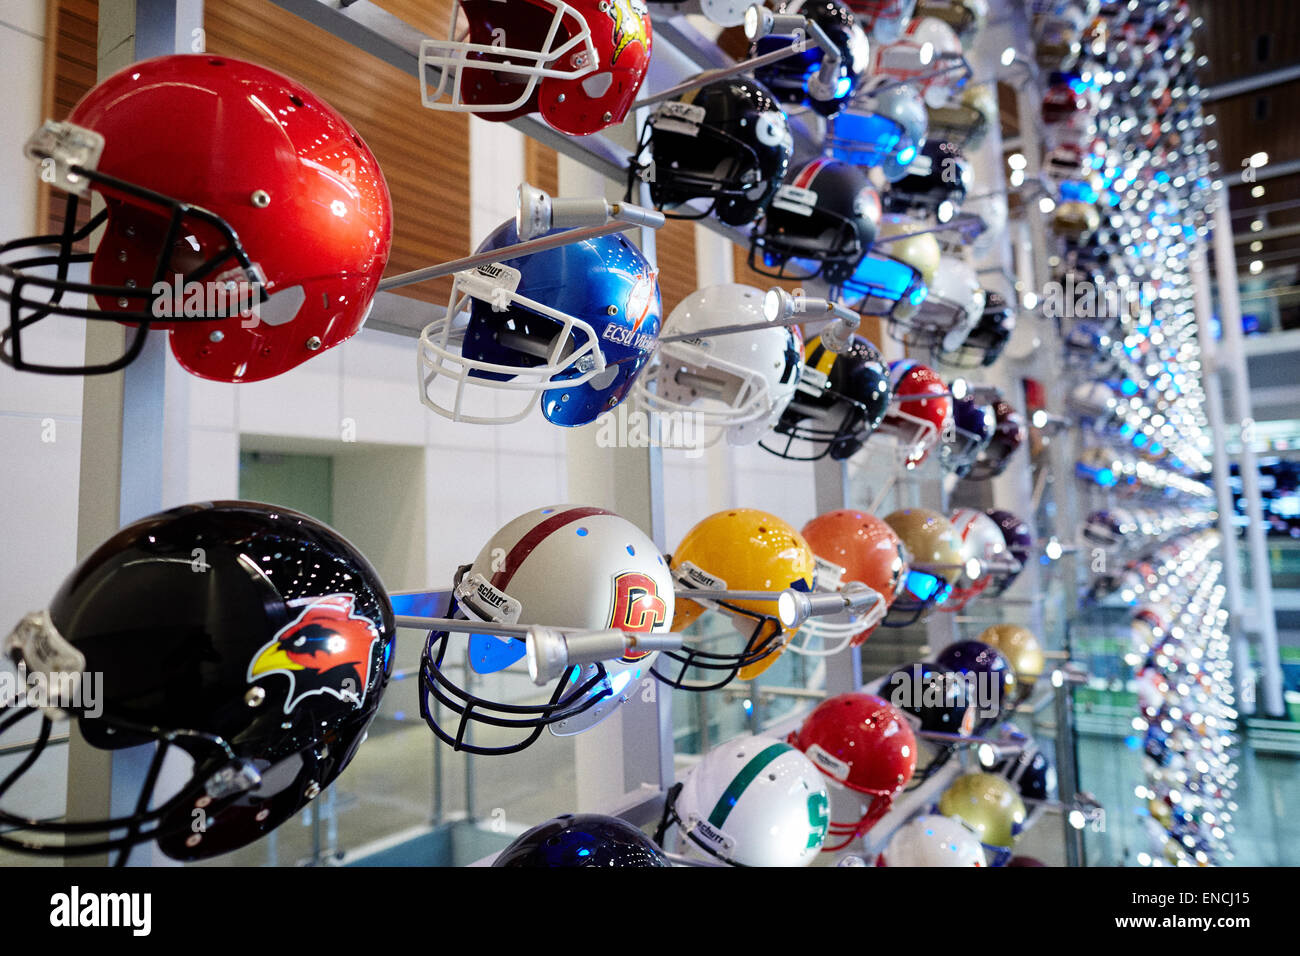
[205,0,471,304]
[525,138,559,198]
[42,0,98,238]
[654,217,696,316]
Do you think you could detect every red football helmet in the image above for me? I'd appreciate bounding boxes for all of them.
[844,0,916,43]
[875,359,952,468]
[419,0,652,136]
[793,510,909,654]
[1,55,393,381]
[788,692,917,850]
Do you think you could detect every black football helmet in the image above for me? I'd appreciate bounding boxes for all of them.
[630,76,794,227]
[753,0,871,118]
[493,813,671,867]
[749,158,881,284]
[965,399,1027,480]
[883,660,975,736]
[883,139,971,222]
[985,508,1033,596]
[0,501,395,863]
[760,333,892,461]
[937,290,1015,368]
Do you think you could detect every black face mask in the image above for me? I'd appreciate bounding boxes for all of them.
[1,159,262,376]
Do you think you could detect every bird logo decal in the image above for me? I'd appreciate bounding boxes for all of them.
[248,594,379,714]
[607,0,648,66]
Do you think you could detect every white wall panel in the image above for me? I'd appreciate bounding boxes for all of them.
[186,427,240,504]
[0,413,80,625]
[341,328,428,446]
[236,345,343,439]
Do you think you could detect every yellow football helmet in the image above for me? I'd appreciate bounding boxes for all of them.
[881,508,964,626]
[877,213,942,287]
[978,623,1046,702]
[937,772,1027,863]
[926,83,998,149]
[655,509,815,690]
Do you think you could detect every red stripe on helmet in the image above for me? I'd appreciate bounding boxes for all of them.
[792,158,831,190]
[490,506,614,591]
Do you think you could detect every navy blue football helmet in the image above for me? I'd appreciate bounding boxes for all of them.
[940,397,995,477]
[493,814,671,867]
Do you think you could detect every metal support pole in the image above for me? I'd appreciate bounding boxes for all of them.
[559,141,675,809]
[63,0,202,869]
[813,456,861,694]
[378,220,646,292]
[1191,247,1253,713]
[1211,200,1285,717]
[633,40,808,109]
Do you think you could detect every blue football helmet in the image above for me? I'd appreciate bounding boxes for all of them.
[840,250,929,321]
[418,219,662,426]
[940,397,995,477]
[827,78,928,178]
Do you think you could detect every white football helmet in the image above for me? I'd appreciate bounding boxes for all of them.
[419,505,674,754]
[889,254,982,351]
[672,734,830,866]
[879,814,987,866]
[632,284,804,447]
[945,508,1013,609]
[870,17,964,108]
[933,258,986,353]
[850,0,917,44]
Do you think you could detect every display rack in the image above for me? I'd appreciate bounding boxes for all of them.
[45,0,1278,870]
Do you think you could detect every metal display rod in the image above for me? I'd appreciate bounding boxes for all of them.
[913,730,1022,759]
[394,615,683,685]
[378,186,666,292]
[659,287,861,353]
[867,54,974,99]
[635,6,842,109]
[378,224,630,292]
[634,42,811,109]
[871,213,986,244]
[676,581,880,628]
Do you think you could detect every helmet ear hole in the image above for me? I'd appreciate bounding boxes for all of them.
[581,72,612,98]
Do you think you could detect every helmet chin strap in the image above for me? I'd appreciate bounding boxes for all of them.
[821,792,894,852]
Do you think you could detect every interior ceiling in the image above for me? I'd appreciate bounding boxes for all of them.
[1188,0,1300,295]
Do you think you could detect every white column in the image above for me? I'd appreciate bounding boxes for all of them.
[1210,200,1285,716]
[557,152,674,809]
[65,0,204,868]
[1191,247,1253,712]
